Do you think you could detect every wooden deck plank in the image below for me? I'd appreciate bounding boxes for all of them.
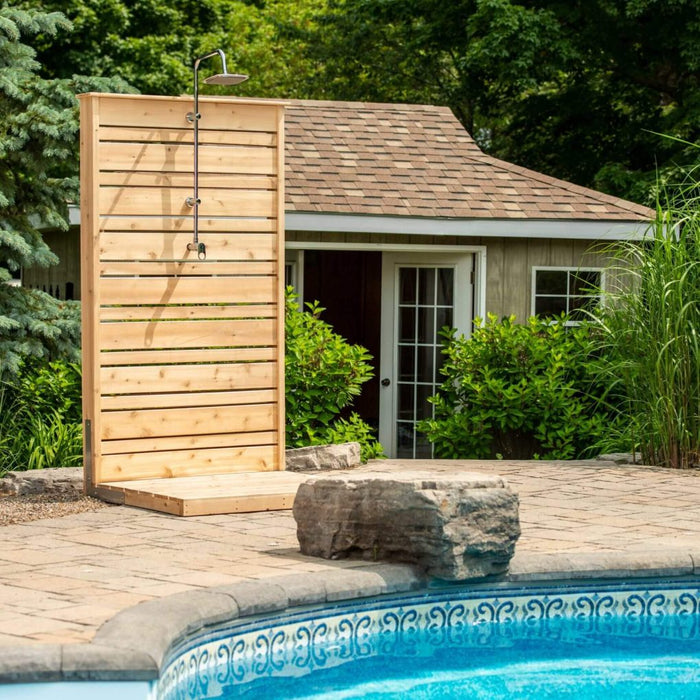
[98,471,306,516]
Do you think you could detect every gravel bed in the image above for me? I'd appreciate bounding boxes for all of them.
[0,492,112,526]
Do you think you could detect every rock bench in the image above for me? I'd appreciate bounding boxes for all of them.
[293,472,520,581]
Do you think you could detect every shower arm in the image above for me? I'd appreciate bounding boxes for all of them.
[185,51,228,260]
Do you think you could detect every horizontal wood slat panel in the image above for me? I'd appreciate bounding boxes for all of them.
[100,347,276,367]
[99,303,276,321]
[101,361,275,394]
[100,444,278,482]
[99,143,276,175]
[100,261,275,277]
[100,318,276,351]
[99,171,276,189]
[99,187,276,218]
[100,276,277,305]
[101,403,275,440]
[99,126,276,147]
[99,232,277,261]
[98,96,280,132]
[101,430,276,456]
[99,217,277,233]
[102,388,276,411]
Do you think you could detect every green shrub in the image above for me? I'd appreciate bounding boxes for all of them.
[285,289,383,461]
[418,314,609,460]
[0,359,82,475]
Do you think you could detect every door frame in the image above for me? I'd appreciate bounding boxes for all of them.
[285,241,487,456]
[378,251,475,457]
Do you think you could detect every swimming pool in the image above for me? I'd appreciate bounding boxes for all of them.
[157,578,700,699]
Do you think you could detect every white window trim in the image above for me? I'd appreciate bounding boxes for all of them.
[531,266,605,325]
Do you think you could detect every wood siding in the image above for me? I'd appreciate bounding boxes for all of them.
[288,231,611,321]
[79,93,285,488]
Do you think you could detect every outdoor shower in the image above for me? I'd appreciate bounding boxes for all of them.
[186,49,248,259]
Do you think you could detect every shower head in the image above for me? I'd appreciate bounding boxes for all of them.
[204,72,249,86]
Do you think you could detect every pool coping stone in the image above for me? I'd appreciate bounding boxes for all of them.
[2,553,699,684]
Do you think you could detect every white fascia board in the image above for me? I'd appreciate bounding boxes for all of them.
[285,212,651,241]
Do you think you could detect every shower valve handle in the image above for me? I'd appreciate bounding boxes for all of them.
[197,242,206,260]
[185,196,201,207]
[186,111,201,123]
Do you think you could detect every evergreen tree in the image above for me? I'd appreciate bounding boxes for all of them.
[0,4,127,375]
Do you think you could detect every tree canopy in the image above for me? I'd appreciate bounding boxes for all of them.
[0,4,126,374]
[308,0,700,204]
[17,0,700,206]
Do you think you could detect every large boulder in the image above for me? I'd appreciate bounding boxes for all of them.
[293,472,520,581]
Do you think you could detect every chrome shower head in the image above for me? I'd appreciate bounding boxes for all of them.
[204,72,249,86]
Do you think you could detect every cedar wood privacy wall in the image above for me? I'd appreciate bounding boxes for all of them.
[79,94,286,494]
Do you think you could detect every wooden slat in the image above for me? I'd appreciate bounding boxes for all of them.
[99,126,276,147]
[99,171,276,189]
[99,187,276,218]
[99,232,277,261]
[100,444,277,482]
[102,388,276,411]
[99,217,277,233]
[98,96,280,132]
[101,403,275,440]
[100,261,275,277]
[100,347,276,366]
[100,318,275,351]
[100,276,276,305]
[99,142,276,175]
[99,303,276,321]
[101,361,275,394]
[101,430,276,456]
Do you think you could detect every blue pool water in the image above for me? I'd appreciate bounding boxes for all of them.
[159,579,700,700]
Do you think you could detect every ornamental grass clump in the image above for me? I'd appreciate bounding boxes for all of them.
[0,359,83,475]
[587,183,699,468]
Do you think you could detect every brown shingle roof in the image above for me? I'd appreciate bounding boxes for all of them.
[285,99,652,221]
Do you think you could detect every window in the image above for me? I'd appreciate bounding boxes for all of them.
[532,267,602,323]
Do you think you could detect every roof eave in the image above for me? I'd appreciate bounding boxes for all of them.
[285,211,651,241]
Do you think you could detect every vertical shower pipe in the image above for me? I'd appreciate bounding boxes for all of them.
[186,50,248,259]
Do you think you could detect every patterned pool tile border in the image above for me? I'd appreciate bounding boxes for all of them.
[158,578,700,699]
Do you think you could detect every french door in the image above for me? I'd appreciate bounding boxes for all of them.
[379,253,473,458]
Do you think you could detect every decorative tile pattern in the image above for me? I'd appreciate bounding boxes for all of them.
[157,580,700,699]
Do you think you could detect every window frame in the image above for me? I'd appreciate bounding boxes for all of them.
[531,266,604,325]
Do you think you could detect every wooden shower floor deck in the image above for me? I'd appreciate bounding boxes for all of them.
[96,471,309,517]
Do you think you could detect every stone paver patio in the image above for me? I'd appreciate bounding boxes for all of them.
[0,459,699,649]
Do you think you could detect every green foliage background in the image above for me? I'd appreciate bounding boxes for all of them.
[285,291,384,461]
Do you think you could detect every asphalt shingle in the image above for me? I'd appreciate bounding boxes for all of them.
[284,100,652,221]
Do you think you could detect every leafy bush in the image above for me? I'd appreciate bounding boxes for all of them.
[418,314,608,460]
[285,290,384,461]
[586,183,699,468]
[0,359,82,475]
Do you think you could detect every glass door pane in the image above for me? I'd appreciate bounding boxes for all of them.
[395,266,454,458]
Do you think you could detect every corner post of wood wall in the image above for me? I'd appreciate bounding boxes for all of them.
[275,104,286,468]
[79,94,102,495]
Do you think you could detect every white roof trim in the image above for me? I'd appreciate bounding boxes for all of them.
[286,212,650,240]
